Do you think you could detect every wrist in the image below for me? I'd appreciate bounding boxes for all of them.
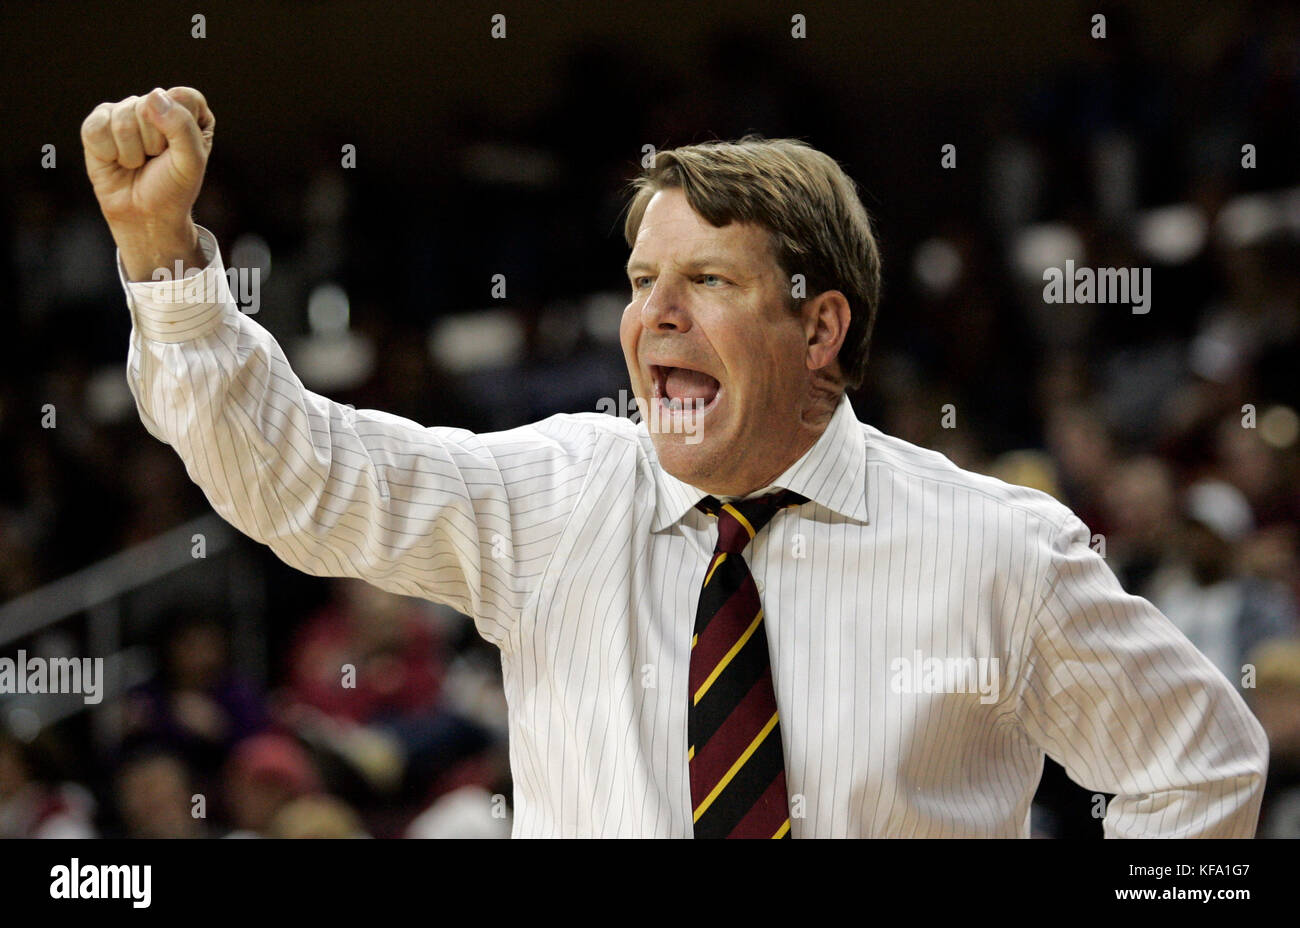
[116,220,205,282]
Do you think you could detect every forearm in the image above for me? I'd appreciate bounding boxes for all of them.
[1016,515,1269,838]
[1096,643,1267,837]
[1106,775,1265,839]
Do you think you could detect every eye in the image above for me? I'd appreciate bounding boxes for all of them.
[697,274,727,287]
[631,276,653,291]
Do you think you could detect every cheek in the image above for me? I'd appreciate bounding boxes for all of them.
[728,329,790,378]
[732,344,802,411]
[619,307,641,368]
[618,303,636,346]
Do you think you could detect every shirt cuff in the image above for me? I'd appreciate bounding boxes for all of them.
[118,225,233,343]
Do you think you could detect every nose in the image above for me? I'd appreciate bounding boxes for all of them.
[639,277,692,333]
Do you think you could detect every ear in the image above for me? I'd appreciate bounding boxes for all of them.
[802,290,850,375]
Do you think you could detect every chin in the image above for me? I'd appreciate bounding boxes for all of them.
[649,431,719,487]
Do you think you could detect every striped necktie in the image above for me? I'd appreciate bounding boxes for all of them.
[688,488,809,838]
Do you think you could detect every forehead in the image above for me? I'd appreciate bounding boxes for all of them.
[629,188,774,267]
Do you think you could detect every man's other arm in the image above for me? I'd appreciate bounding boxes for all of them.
[1011,514,1268,837]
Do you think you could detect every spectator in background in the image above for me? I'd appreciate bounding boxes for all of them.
[287,580,445,725]
[283,579,492,800]
[123,607,269,786]
[267,795,369,839]
[1147,479,1298,683]
[114,747,207,838]
[0,730,96,838]
[405,785,511,839]
[1044,403,1117,533]
[1215,414,1298,529]
[405,741,513,839]
[1101,455,1180,595]
[222,732,321,838]
[1247,639,1300,838]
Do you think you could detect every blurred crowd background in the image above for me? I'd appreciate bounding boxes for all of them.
[1,0,1298,838]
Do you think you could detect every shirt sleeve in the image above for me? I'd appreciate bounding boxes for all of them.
[120,226,594,648]
[1011,513,1269,837]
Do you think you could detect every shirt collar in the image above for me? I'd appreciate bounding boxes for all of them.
[648,392,871,532]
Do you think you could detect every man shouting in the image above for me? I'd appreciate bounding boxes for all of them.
[82,87,1268,838]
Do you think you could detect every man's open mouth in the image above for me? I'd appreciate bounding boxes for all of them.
[650,364,721,414]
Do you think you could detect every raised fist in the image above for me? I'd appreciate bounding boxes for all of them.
[81,87,214,280]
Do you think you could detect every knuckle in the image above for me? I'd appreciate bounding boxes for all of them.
[81,104,111,135]
[169,86,209,120]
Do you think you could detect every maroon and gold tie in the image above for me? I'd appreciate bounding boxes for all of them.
[689,489,808,839]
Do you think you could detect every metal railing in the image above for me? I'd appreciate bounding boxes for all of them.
[0,513,264,747]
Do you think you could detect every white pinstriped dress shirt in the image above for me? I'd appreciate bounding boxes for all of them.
[118,227,1268,837]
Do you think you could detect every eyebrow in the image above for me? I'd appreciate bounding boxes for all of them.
[625,255,743,276]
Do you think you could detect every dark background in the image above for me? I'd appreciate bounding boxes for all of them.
[0,0,1298,839]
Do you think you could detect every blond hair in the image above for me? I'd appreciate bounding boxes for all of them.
[623,136,882,389]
